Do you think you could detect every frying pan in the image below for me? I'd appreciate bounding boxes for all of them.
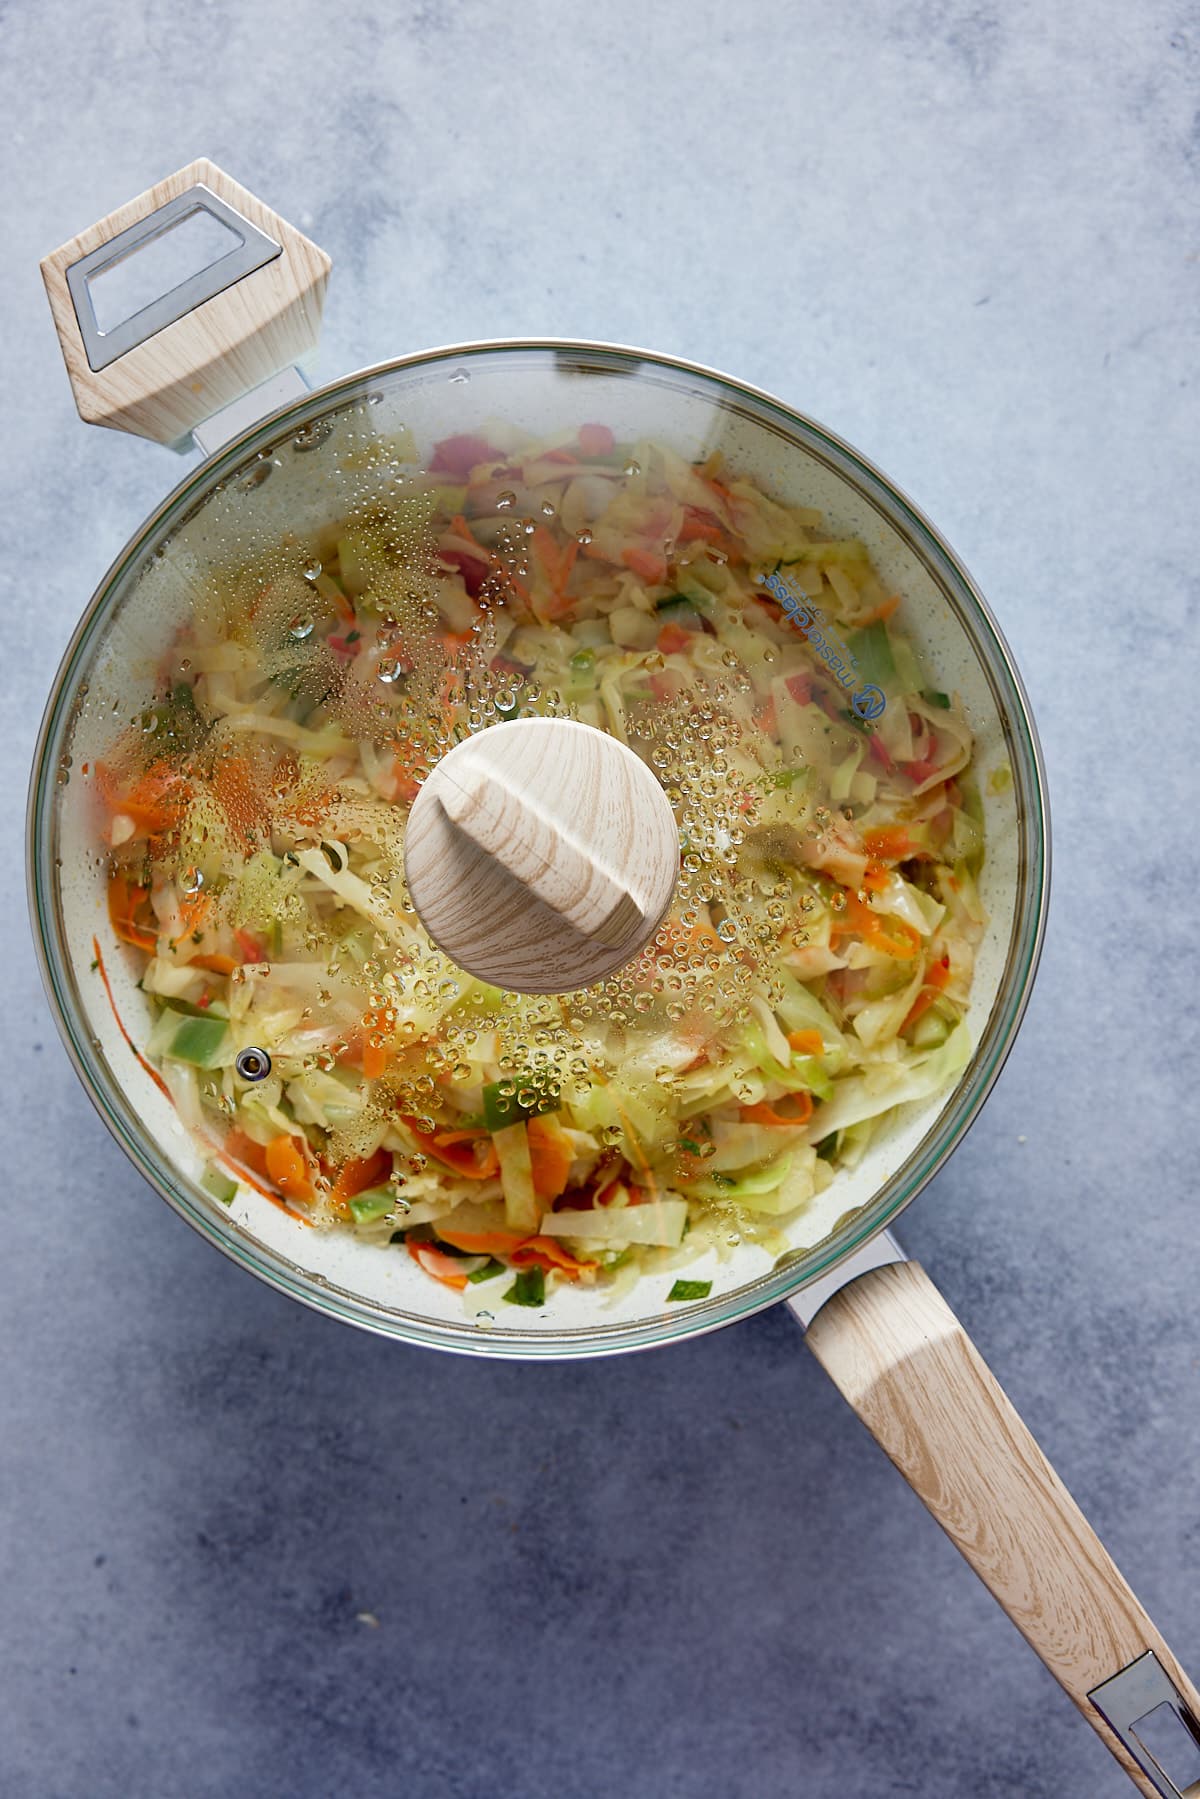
[30,161,1200,1794]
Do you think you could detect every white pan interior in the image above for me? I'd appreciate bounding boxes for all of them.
[40,346,1038,1352]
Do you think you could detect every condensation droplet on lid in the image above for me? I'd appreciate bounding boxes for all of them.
[288,614,314,641]
[236,455,279,492]
[623,460,641,478]
[475,1311,495,1328]
[377,658,402,684]
[575,528,593,546]
[181,866,204,895]
[540,499,556,517]
[293,418,334,453]
[448,368,470,385]
[495,491,517,511]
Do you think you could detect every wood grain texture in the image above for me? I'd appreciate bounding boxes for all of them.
[404,718,679,993]
[40,158,330,444]
[806,1261,1200,1797]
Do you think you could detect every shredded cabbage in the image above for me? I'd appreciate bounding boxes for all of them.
[91,423,985,1309]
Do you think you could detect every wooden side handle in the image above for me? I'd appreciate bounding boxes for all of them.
[805,1261,1200,1796]
[40,158,330,445]
[436,750,645,948]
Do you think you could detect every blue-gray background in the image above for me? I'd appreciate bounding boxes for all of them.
[4,4,1198,1795]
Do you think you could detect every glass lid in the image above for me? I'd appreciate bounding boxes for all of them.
[30,343,1047,1356]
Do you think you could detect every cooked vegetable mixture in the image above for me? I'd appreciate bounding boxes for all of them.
[91,421,984,1309]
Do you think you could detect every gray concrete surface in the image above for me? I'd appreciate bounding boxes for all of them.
[3,3,1199,1794]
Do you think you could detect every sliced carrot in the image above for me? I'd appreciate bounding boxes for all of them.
[677,506,724,545]
[215,1151,307,1219]
[97,760,188,836]
[400,1120,500,1180]
[741,1093,813,1127]
[430,1130,500,1179]
[529,524,566,587]
[653,915,722,958]
[407,1241,469,1291]
[526,1113,574,1202]
[208,1128,312,1222]
[830,893,921,960]
[362,1037,391,1080]
[264,1134,315,1204]
[435,1226,526,1257]
[91,936,170,1099]
[901,955,952,1032]
[192,952,238,976]
[431,435,503,479]
[787,1030,825,1056]
[557,538,579,584]
[545,538,579,614]
[328,583,356,626]
[388,758,421,806]
[862,826,913,861]
[751,696,778,739]
[170,892,213,948]
[657,622,695,656]
[622,547,668,586]
[855,594,901,627]
[510,1236,595,1280]
[213,754,268,837]
[225,1128,271,1180]
[862,860,891,894]
[107,874,157,952]
[235,927,267,964]
[578,423,615,457]
[331,1148,392,1209]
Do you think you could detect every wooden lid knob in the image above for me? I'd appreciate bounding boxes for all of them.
[404,718,679,993]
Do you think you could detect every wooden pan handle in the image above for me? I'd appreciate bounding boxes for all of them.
[804,1260,1200,1796]
[40,158,330,445]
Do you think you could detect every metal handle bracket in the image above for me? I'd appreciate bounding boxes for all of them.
[1090,1651,1200,1797]
[65,184,281,373]
[785,1226,908,1330]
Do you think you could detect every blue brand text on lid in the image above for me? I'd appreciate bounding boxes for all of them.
[761,568,887,722]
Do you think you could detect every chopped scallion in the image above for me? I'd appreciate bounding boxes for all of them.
[667,1279,712,1303]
